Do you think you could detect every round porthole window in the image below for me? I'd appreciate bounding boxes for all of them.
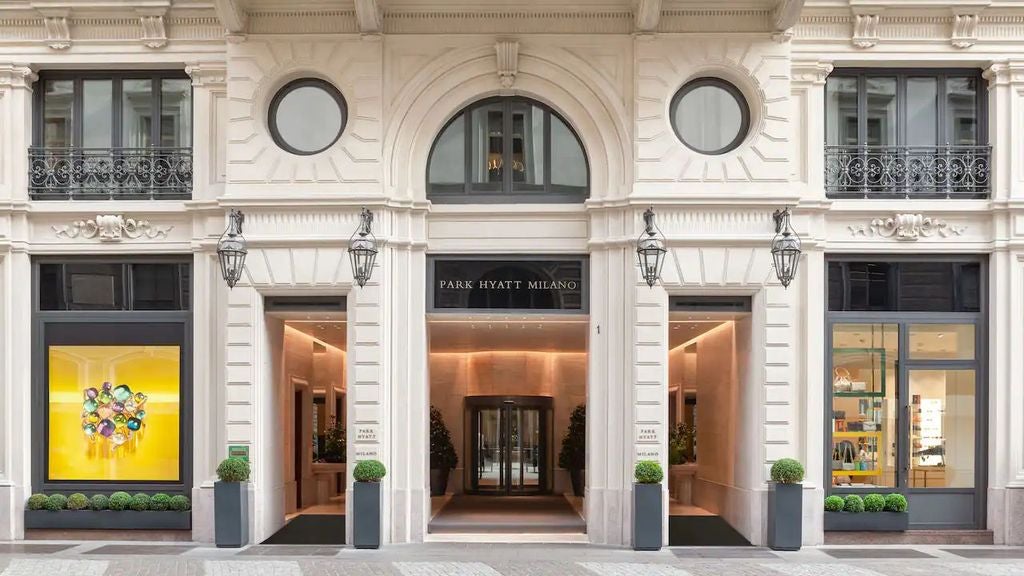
[670,78,750,155]
[268,78,347,156]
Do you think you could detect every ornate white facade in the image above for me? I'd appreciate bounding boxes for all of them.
[0,0,1023,547]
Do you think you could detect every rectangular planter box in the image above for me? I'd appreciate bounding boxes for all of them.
[767,482,803,551]
[632,483,662,551]
[353,481,381,549]
[25,510,191,530]
[215,481,249,548]
[824,511,909,531]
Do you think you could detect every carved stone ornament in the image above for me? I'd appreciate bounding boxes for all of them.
[42,15,71,50]
[852,13,880,49]
[849,213,966,240]
[139,12,167,49]
[496,40,519,89]
[53,215,173,242]
[951,13,979,49]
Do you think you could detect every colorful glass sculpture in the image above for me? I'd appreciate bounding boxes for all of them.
[81,382,148,449]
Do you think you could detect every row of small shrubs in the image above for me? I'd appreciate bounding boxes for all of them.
[27,492,190,512]
[824,493,907,513]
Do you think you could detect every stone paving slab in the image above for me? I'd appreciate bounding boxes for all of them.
[822,548,935,559]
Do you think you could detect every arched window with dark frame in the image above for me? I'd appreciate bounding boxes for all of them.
[427,97,589,203]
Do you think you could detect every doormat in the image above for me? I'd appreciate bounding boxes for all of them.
[668,515,751,546]
[428,495,586,534]
[262,514,346,545]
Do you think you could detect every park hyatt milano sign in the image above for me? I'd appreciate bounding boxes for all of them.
[430,257,587,312]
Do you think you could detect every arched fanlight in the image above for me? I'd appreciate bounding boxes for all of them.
[771,207,801,289]
[217,209,247,289]
[348,207,378,288]
[636,207,667,288]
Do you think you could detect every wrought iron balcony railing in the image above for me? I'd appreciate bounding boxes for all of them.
[29,147,192,200]
[825,145,990,199]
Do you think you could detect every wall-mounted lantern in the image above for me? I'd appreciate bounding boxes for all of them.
[348,207,378,288]
[771,207,801,289]
[217,209,247,289]
[636,207,667,288]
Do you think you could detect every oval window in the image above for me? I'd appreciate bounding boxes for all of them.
[268,78,347,156]
[670,78,750,155]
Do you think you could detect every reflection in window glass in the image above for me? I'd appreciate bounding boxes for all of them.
[909,369,975,488]
[551,116,586,188]
[947,77,978,145]
[44,80,75,148]
[673,82,745,153]
[866,77,897,145]
[909,324,975,360]
[271,83,344,154]
[428,115,465,188]
[906,78,938,146]
[511,103,544,190]
[65,264,124,310]
[83,80,113,148]
[826,77,858,146]
[471,103,503,185]
[122,79,153,148]
[831,323,898,488]
[161,79,192,148]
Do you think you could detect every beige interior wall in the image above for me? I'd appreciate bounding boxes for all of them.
[429,351,586,494]
[281,325,347,513]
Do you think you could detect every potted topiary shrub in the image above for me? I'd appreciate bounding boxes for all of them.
[429,406,458,497]
[767,457,804,551]
[215,456,251,548]
[558,405,586,497]
[824,492,909,531]
[353,459,386,549]
[23,490,190,530]
[632,459,663,551]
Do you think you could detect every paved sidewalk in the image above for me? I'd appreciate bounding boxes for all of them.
[0,543,1023,575]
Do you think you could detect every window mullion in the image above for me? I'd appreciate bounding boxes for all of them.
[464,110,472,196]
[503,99,512,195]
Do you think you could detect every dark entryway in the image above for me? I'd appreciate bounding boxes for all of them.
[466,396,552,495]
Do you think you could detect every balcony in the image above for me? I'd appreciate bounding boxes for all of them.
[28,147,192,200]
[825,145,991,200]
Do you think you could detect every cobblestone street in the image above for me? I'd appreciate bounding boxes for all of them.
[0,544,1023,575]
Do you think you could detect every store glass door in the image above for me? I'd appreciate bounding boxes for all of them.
[467,396,550,495]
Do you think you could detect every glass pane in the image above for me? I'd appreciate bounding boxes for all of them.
[958,263,981,312]
[909,324,975,360]
[831,323,899,488]
[674,84,743,153]
[511,103,544,190]
[132,264,182,310]
[551,116,587,189]
[272,83,344,154]
[471,103,503,185]
[39,264,65,310]
[909,369,975,488]
[826,77,858,146]
[64,264,124,310]
[122,79,153,148]
[514,408,540,489]
[899,262,954,311]
[866,77,897,146]
[428,115,465,187]
[44,80,75,148]
[82,80,112,148]
[476,408,503,490]
[946,77,978,145]
[160,79,192,148]
[847,262,894,311]
[906,78,937,146]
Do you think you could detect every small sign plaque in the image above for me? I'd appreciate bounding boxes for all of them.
[227,444,249,462]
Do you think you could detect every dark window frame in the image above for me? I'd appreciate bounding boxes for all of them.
[827,259,981,312]
[31,256,193,496]
[40,261,191,311]
[33,70,193,149]
[426,97,590,204]
[267,78,348,156]
[825,68,988,147]
[669,77,751,156]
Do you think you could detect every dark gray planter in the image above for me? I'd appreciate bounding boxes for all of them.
[25,510,190,530]
[824,511,909,531]
[429,468,450,497]
[569,469,584,497]
[214,481,249,548]
[353,481,382,549]
[632,482,662,551]
[767,482,802,551]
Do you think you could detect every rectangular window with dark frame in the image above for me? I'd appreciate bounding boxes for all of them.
[30,71,193,200]
[824,69,989,199]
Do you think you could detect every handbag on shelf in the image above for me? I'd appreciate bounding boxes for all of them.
[833,367,852,393]
[835,440,856,471]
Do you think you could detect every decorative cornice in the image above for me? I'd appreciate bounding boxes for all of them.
[185,61,227,88]
[354,0,383,35]
[53,215,173,242]
[951,11,980,48]
[791,60,833,84]
[138,11,166,49]
[495,40,519,89]
[634,0,662,32]
[0,64,38,89]
[41,14,70,50]
[852,11,881,48]
[848,213,965,240]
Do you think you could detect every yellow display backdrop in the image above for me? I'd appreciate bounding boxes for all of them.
[48,345,180,481]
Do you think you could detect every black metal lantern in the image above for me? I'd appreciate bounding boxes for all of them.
[217,209,247,289]
[348,207,378,288]
[771,207,801,288]
[636,207,667,288]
